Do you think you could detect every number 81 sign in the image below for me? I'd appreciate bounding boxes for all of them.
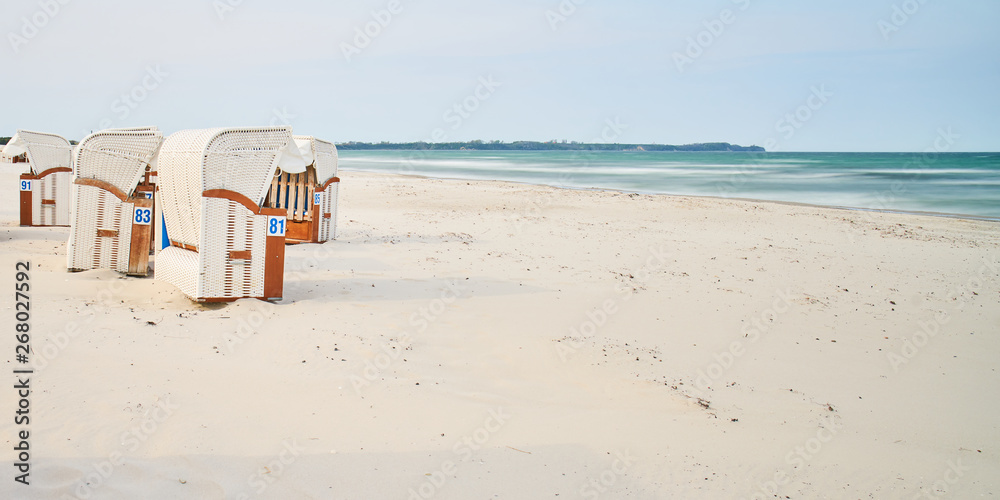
[267,216,286,236]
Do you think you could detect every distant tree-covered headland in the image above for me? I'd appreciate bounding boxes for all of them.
[336,140,765,152]
[0,136,763,152]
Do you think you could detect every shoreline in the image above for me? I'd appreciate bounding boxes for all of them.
[341,168,1000,223]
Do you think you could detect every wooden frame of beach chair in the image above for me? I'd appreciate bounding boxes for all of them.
[67,128,163,276]
[113,127,162,253]
[14,130,73,227]
[155,127,293,302]
[266,136,340,244]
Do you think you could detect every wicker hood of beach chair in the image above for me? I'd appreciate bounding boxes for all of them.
[67,127,164,276]
[11,130,74,227]
[156,127,293,302]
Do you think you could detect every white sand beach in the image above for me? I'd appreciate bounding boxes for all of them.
[1,169,998,499]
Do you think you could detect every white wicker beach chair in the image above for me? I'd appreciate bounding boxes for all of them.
[11,130,73,226]
[267,136,340,243]
[156,127,293,302]
[314,137,340,242]
[67,128,163,276]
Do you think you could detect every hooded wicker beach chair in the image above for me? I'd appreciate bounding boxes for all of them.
[268,135,340,243]
[156,127,293,302]
[67,127,163,276]
[5,130,74,227]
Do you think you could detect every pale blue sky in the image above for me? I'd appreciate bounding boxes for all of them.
[1,0,997,151]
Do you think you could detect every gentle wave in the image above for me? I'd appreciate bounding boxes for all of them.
[340,151,1000,218]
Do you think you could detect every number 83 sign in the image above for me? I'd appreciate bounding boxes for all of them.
[133,207,152,225]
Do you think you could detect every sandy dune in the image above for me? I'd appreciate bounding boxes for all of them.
[1,169,998,499]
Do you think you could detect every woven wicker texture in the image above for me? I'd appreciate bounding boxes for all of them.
[157,127,291,300]
[200,197,268,298]
[33,171,72,226]
[319,182,339,241]
[303,136,339,185]
[155,246,199,298]
[67,186,134,272]
[314,137,339,242]
[18,130,73,226]
[159,127,292,249]
[66,128,162,273]
[74,128,162,194]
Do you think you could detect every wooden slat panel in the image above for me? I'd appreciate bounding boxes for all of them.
[295,173,306,222]
[228,250,252,260]
[135,185,156,253]
[127,198,153,276]
[305,167,316,222]
[286,220,311,243]
[269,175,279,208]
[19,174,33,227]
[310,203,321,243]
[261,207,286,300]
[98,229,119,238]
[285,173,294,219]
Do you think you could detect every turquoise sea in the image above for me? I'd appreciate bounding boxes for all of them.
[339,151,1000,219]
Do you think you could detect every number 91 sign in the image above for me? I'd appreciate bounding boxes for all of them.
[19,180,32,191]
[133,207,152,225]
